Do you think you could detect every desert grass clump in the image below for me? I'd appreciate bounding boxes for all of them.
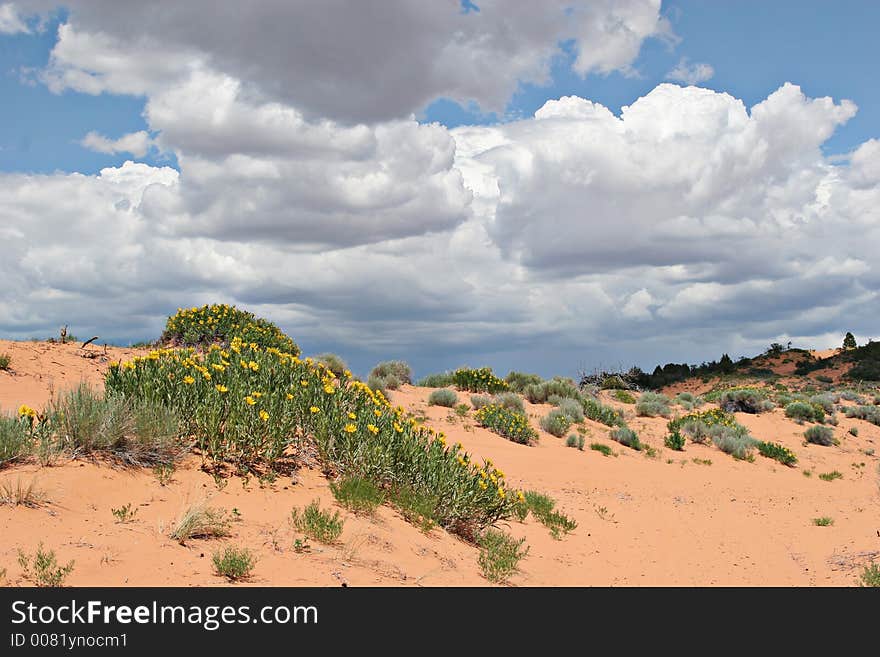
[522,491,577,539]
[860,563,880,587]
[492,392,525,414]
[330,475,384,515]
[609,426,642,451]
[818,470,843,482]
[504,371,543,393]
[635,392,671,418]
[566,433,585,450]
[557,398,584,423]
[613,389,637,404]
[0,353,10,370]
[475,404,537,445]
[417,371,454,387]
[17,543,74,587]
[540,409,572,438]
[582,397,625,427]
[848,426,859,437]
[719,388,773,414]
[369,360,411,388]
[755,441,797,466]
[0,478,47,507]
[212,546,256,581]
[0,414,32,468]
[428,388,458,407]
[590,442,613,456]
[169,502,232,544]
[812,517,834,526]
[805,425,836,446]
[785,401,825,424]
[451,367,508,393]
[161,303,299,355]
[291,500,344,544]
[478,529,528,583]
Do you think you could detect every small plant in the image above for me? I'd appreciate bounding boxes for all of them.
[582,397,625,427]
[590,442,613,457]
[635,392,671,418]
[540,409,572,437]
[475,404,537,445]
[293,538,311,553]
[212,546,256,581]
[330,476,384,515]
[812,517,833,526]
[805,425,836,446]
[848,427,859,437]
[613,389,636,404]
[169,502,232,544]
[0,353,10,370]
[291,500,344,543]
[755,441,798,466]
[0,478,47,507]
[664,432,685,451]
[428,388,458,407]
[478,529,528,584]
[17,544,74,587]
[818,470,843,482]
[522,490,579,538]
[111,503,138,523]
[454,403,471,418]
[609,426,641,451]
[860,563,880,587]
[153,463,175,486]
[389,486,438,532]
[692,458,712,466]
[565,433,585,450]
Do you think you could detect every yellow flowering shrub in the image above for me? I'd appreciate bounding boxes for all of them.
[475,404,537,445]
[452,367,509,393]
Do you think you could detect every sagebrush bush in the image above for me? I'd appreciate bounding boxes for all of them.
[470,394,492,410]
[492,392,525,414]
[809,394,836,414]
[540,409,571,437]
[315,353,349,379]
[428,388,458,407]
[804,425,836,446]
[366,374,389,398]
[161,303,299,355]
[0,414,31,468]
[565,433,585,450]
[504,371,543,393]
[452,367,508,393]
[838,390,865,403]
[330,475,384,515]
[609,427,641,451]
[557,398,584,423]
[523,377,581,404]
[582,397,625,427]
[844,405,880,426]
[719,388,772,414]
[291,500,344,543]
[369,361,411,386]
[635,392,671,417]
[785,401,825,424]
[212,546,256,581]
[417,372,454,387]
[711,426,756,460]
[476,405,537,445]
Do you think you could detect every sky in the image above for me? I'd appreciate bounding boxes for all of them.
[0,1,878,379]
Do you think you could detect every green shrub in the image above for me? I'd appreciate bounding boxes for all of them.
[590,442,613,457]
[565,434,585,450]
[0,353,10,370]
[389,485,440,532]
[291,500,344,544]
[522,491,577,539]
[613,389,637,404]
[609,427,641,451]
[492,392,525,414]
[635,392,671,417]
[212,546,256,581]
[417,372,454,387]
[785,401,825,424]
[315,353,349,379]
[366,374,389,398]
[452,367,508,393]
[675,392,695,405]
[860,563,880,587]
[849,426,859,437]
[812,517,833,526]
[582,397,625,427]
[667,408,739,448]
[664,432,685,451]
[540,409,572,437]
[756,441,797,466]
[810,394,836,414]
[816,375,834,384]
[818,470,843,481]
[523,377,581,404]
[719,388,772,414]
[428,388,458,407]
[600,375,628,390]
[17,544,74,587]
[475,404,537,445]
[0,415,31,468]
[844,405,880,426]
[557,398,584,423]
[504,371,543,393]
[805,425,836,446]
[478,530,528,583]
[161,303,299,355]
[369,361,411,386]
[838,390,865,403]
[330,475,384,515]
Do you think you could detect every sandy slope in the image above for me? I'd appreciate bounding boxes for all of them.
[1,341,878,586]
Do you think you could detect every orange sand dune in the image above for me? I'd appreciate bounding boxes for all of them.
[1,342,878,586]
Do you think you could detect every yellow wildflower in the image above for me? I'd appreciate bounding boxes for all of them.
[215,384,228,393]
[183,376,196,385]
[245,396,256,405]
[309,406,320,414]
[367,424,379,435]
[259,410,269,422]
[344,424,357,434]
